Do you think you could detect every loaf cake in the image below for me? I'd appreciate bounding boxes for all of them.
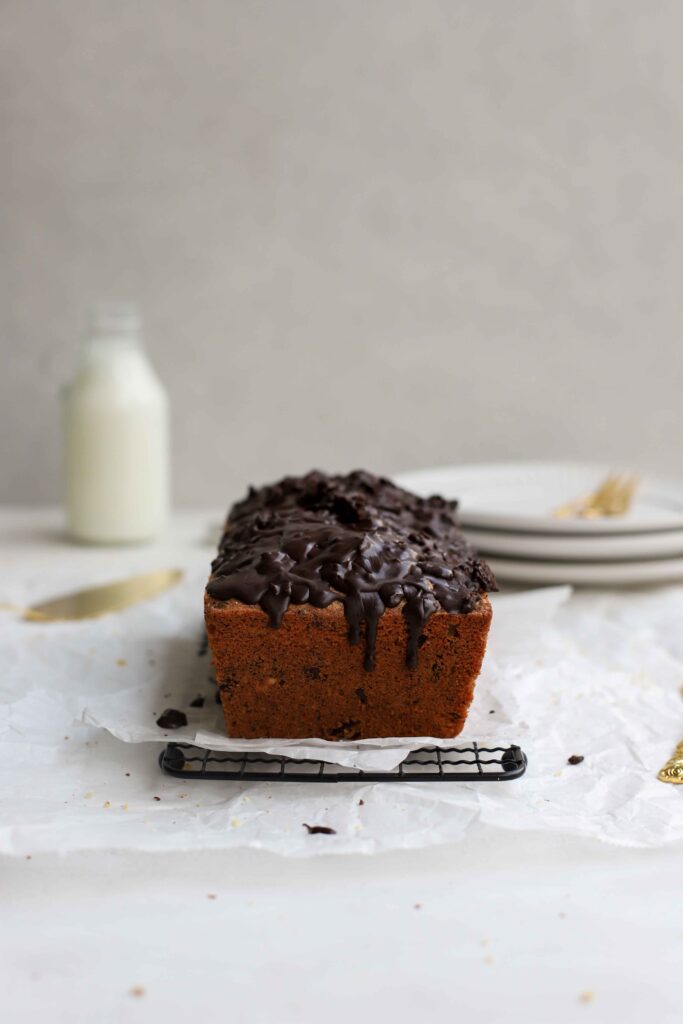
[205,470,497,740]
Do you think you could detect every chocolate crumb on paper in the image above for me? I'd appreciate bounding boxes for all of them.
[156,709,188,730]
[189,694,205,708]
[568,754,585,765]
[303,823,337,835]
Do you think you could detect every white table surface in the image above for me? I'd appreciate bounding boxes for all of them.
[1,509,682,1024]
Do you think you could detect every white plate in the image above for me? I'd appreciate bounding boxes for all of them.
[463,525,683,561]
[396,462,683,534]
[486,553,683,586]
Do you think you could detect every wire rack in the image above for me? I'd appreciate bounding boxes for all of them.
[159,742,527,783]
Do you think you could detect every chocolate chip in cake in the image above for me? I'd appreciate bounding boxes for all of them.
[303,824,337,835]
[189,694,205,708]
[567,754,584,765]
[328,720,361,740]
[355,687,368,704]
[156,708,188,730]
[304,666,321,679]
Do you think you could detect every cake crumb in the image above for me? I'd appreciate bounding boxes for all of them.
[116,658,127,667]
[130,986,145,998]
[125,772,130,777]
[358,799,365,806]
[568,755,585,766]
[156,708,188,730]
[231,818,243,828]
[303,823,336,835]
[207,893,217,900]
[579,991,595,1004]
[414,902,422,910]
[103,801,111,809]
[153,796,161,801]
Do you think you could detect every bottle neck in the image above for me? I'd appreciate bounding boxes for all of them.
[81,304,148,368]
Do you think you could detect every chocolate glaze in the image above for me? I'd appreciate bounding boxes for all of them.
[206,470,497,670]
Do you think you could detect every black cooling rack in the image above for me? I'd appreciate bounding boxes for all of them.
[159,742,527,783]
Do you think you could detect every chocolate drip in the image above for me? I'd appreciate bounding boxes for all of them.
[206,470,497,670]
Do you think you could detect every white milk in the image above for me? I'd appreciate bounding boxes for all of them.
[64,307,170,544]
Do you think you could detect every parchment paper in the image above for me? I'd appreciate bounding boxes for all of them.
[2,561,683,856]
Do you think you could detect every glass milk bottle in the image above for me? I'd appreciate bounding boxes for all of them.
[64,306,170,544]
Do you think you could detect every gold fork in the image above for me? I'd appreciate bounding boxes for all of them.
[554,472,640,520]
[658,740,683,784]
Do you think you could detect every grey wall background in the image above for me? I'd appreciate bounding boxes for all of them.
[2,0,682,507]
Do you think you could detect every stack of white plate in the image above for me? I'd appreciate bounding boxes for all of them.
[396,462,683,586]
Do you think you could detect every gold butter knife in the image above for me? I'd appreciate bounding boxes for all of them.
[11,569,184,622]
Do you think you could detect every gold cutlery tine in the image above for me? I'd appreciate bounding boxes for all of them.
[19,569,184,622]
[553,472,640,520]
[658,740,683,784]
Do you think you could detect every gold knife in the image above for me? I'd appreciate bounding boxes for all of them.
[12,569,184,622]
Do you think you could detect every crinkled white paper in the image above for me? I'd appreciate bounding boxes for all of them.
[80,585,567,771]
[2,547,683,857]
